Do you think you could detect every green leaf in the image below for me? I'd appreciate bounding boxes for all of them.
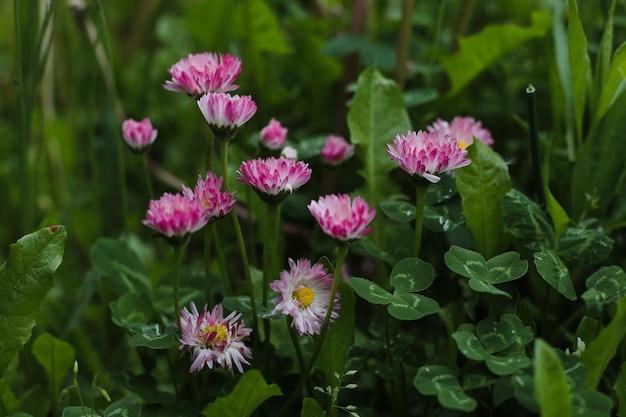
[476,317,515,353]
[62,407,101,417]
[425,174,457,205]
[486,252,528,284]
[375,356,400,380]
[572,89,626,217]
[456,140,512,258]
[201,370,282,417]
[444,245,488,280]
[546,187,570,238]
[451,331,490,361]
[0,226,67,378]
[615,362,626,417]
[595,41,626,123]
[348,66,411,243]
[110,292,154,329]
[300,398,324,417]
[380,200,415,223]
[501,189,556,251]
[387,293,439,321]
[512,374,539,413]
[572,390,613,417]
[104,397,142,417]
[233,0,289,54]
[424,202,465,232]
[486,352,531,376]
[567,0,591,142]
[581,296,626,389]
[349,277,392,305]
[222,295,253,313]
[584,266,626,306]
[462,372,497,390]
[32,333,76,400]
[317,280,355,385]
[356,238,397,266]
[414,365,477,412]
[128,323,178,349]
[533,249,577,301]
[534,339,572,417]
[390,257,434,293]
[557,227,614,264]
[440,11,551,96]
[90,238,150,295]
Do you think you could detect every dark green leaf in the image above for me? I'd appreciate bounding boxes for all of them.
[486,353,531,376]
[561,353,588,391]
[300,398,324,417]
[557,227,613,264]
[476,317,515,353]
[534,339,572,417]
[615,362,626,417]
[582,266,626,315]
[425,174,457,205]
[0,226,67,378]
[374,356,400,380]
[444,246,488,280]
[534,250,577,301]
[501,189,556,251]
[511,374,539,413]
[414,365,461,394]
[403,88,438,107]
[572,390,613,417]
[380,200,415,223]
[595,40,626,123]
[390,257,434,293]
[424,202,465,232]
[356,238,397,266]
[462,372,497,390]
[104,397,142,417]
[567,0,591,142]
[90,238,150,295]
[387,293,439,321]
[62,407,101,417]
[32,333,75,399]
[437,389,477,412]
[110,292,154,329]
[222,295,253,313]
[349,277,392,305]
[128,323,178,349]
[486,252,528,284]
[451,331,489,361]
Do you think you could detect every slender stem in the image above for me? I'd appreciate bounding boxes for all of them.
[277,246,348,417]
[212,226,232,295]
[172,244,183,332]
[219,140,259,347]
[394,0,415,89]
[205,126,214,172]
[204,224,213,304]
[526,84,546,207]
[142,154,153,200]
[413,185,428,258]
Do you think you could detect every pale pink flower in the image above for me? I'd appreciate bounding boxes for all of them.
[182,171,236,222]
[281,146,298,160]
[142,192,209,238]
[198,93,257,140]
[179,302,252,374]
[260,118,288,150]
[121,118,158,152]
[428,116,494,149]
[237,156,312,204]
[387,130,471,184]
[163,52,242,95]
[321,135,354,166]
[270,258,340,336]
[308,194,376,242]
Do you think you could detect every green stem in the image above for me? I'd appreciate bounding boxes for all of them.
[394,0,416,89]
[173,244,183,332]
[526,84,547,207]
[206,126,214,172]
[413,185,428,258]
[142,154,153,200]
[204,224,213,304]
[212,226,232,295]
[277,245,348,417]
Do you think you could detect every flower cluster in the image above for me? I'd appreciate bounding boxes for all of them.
[179,302,252,374]
[428,116,493,149]
[237,156,312,204]
[182,171,236,221]
[163,52,242,95]
[270,258,340,336]
[121,118,158,152]
[260,118,288,150]
[308,194,376,242]
[321,135,354,166]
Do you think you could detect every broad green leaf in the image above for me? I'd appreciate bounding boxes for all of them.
[615,362,626,417]
[557,227,613,264]
[317,281,355,385]
[456,140,511,258]
[403,88,438,107]
[437,389,477,412]
[387,293,439,321]
[424,202,465,233]
[128,323,177,349]
[486,353,531,376]
[110,292,154,329]
[201,370,282,417]
[572,390,613,417]
[546,187,570,238]
[0,226,66,378]
[349,277,392,305]
[90,238,150,295]
[512,374,539,413]
[476,317,515,353]
[444,246,488,281]
[104,397,141,417]
[595,41,626,123]
[222,295,253,313]
[233,0,289,54]
[462,372,497,390]
[62,407,102,417]
[501,189,556,251]
[414,366,476,412]
[486,252,528,284]
[467,279,511,298]
[356,238,397,266]
[380,200,415,223]
[348,67,411,244]
[533,250,577,301]
[501,314,534,347]
[582,266,626,315]
[390,257,434,292]
[451,331,489,361]
[560,353,588,390]
[32,333,75,400]
[440,11,551,96]
[572,89,626,217]
[582,296,626,389]
[300,398,324,417]
[534,339,572,417]
[567,0,590,142]
[425,174,457,205]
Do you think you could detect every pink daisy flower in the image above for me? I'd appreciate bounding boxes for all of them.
[321,135,355,166]
[163,52,242,95]
[182,171,236,222]
[308,194,376,242]
[387,130,471,184]
[121,118,158,152]
[260,118,288,150]
[179,302,252,374]
[237,156,312,204]
[142,192,209,239]
[270,258,340,336]
[428,116,494,149]
[198,93,257,141]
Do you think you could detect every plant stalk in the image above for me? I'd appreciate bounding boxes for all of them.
[526,84,547,207]
[394,0,415,89]
[414,185,428,258]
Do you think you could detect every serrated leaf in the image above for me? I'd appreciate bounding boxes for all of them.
[104,397,142,417]
[557,227,613,264]
[534,250,577,301]
[32,333,75,400]
[380,200,415,223]
[349,277,392,305]
[387,293,439,321]
[0,226,67,378]
[390,257,434,293]
[501,189,556,251]
[90,238,150,295]
[201,370,282,417]
[534,339,572,417]
[456,140,512,259]
[128,323,177,349]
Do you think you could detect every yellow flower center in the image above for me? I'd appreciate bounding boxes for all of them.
[202,323,228,346]
[293,287,315,308]
[457,140,468,150]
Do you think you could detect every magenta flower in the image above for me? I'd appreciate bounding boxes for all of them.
[387,130,471,184]
[428,116,494,149]
[270,258,340,336]
[142,192,209,239]
[121,118,158,152]
[179,302,252,374]
[260,118,288,150]
[308,194,376,242]
[321,135,355,166]
[182,171,236,222]
[237,156,312,204]
[163,52,242,95]
[198,93,257,140]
